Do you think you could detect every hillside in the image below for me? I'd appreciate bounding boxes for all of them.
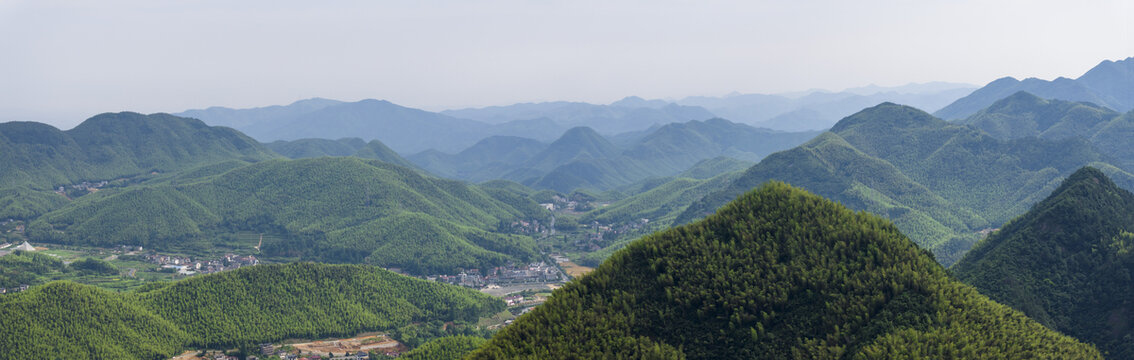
[265,137,368,158]
[407,136,547,182]
[0,112,276,190]
[952,167,1134,358]
[679,103,1131,265]
[936,57,1134,119]
[27,157,545,274]
[963,92,1134,169]
[469,183,1101,359]
[0,263,503,360]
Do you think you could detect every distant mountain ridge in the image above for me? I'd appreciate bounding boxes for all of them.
[674,82,977,131]
[440,99,716,134]
[180,97,716,154]
[408,118,819,192]
[936,57,1134,119]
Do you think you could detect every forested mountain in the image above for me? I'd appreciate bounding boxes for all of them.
[469,183,1101,359]
[265,137,368,158]
[963,92,1134,169]
[0,263,503,360]
[676,156,753,179]
[266,137,416,169]
[440,98,716,134]
[407,136,548,182]
[952,167,1134,358]
[0,112,276,190]
[679,103,1134,265]
[0,113,277,221]
[936,57,1134,119]
[26,157,546,274]
[409,119,816,192]
[674,82,976,131]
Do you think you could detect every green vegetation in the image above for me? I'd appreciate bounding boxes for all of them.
[27,157,545,274]
[470,182,1101,359]
[0,281,191,359]
[265,137,367,158]
[0,263,504,360]
[952,167,1134,358]
[676,156,753,180]
[0,251,68,288]
[577,172,743,266]
[964,92,1134,170]
[679,103,1129,265]
[0,112,275,191]
[402,335,488,360]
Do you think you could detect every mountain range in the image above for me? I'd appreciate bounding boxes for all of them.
[441,97,717,134]
[674,82,977,131]
[936,57,1134,119]
[26,157,547,274]
[676,101,1134,266]
[409,118,819,192]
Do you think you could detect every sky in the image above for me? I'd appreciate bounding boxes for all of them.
[1,0,1132,129]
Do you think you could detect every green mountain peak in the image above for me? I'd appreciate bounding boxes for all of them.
[471,182,1100,359]
[953,166,1134,358]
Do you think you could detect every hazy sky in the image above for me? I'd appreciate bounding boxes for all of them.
[2,0,1132,129]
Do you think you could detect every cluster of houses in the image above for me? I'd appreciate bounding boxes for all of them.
[426,261,564,288]
[0,284,30,294]
[148,253,258,276]
[506,219,547,235]
[1,218,25,234]
[574,218,650,251]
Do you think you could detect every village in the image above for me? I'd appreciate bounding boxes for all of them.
[145,252,260,276]
[420,261,564,288]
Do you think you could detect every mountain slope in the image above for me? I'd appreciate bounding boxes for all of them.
[0,112,276,190]
[0,281,190,359]
[963,92,1134,169]
[952,167,1134,358]
[960,91,1119,140]
[27,157,545,274]
[679,103,1124,265]
[408,136,547,181]
[470,182,1101,359]
[265,137,368,158]
[936,57,1134,119]
[0,263,503,360]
